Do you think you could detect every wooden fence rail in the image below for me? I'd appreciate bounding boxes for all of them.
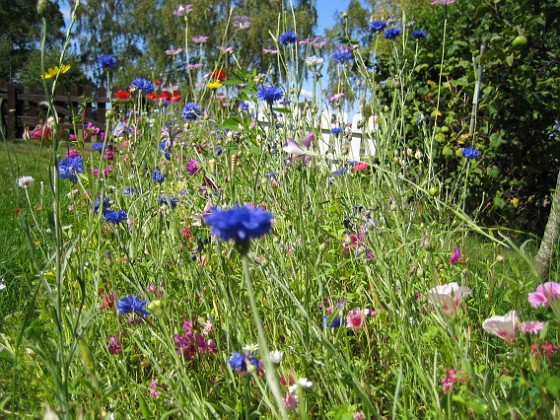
[0,80,109,139]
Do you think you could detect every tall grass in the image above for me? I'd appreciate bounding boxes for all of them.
[0,3,558,419]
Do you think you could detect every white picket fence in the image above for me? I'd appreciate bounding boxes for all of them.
[255,105,378,162]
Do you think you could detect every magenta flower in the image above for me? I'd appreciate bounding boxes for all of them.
[449,247,464,264]
[528,282,560,308]
[482,310,518,343]
[107,335,122,354]
[428,282,472,317]
[520,321,545,335]
[346,307,369,331]
[440,369,464,394]
[282,391,299,411]
[186,158,198,175]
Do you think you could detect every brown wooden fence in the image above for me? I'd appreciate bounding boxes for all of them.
[0,80,110,139]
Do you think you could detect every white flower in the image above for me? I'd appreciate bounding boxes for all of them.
[0,277,6,291]
[17,176,34,189]
[269,350,283,364]
[297,377,313,388]
[428,282,472,317]
[242,343,259,353]
[482,310,518,343]
[305,55,324,67]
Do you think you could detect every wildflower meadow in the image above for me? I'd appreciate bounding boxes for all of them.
[1,0,560,418]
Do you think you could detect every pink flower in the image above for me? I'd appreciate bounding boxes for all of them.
[428,282,472,317]
[107,335,122,354]
[263,48,279,55]
[217,46,234,54]
[26,124,53,140]
[148,379,158,398]
[192,35,208,44]
[232,15,251,30]
[173,4,193,16]
[449,247,464,264]
[440,369,464,394]
[528,282,560,308]
[186,158,198,175]
[520,321,545,335]
[186,63,204,71]
[66,149,79,158]
[346,307,369,331]
[282,391,299,411]
[329,93,345,102]
[482,310,518,343]
[165,47,183,55]
[541,341,558,359]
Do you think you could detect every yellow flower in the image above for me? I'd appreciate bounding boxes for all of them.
[208,81,223,89]
[41,64,71,79]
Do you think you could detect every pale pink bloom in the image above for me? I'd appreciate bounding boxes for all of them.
[428,282,472,317]
[528,282,560,308]
[186,63,204,71]
[165,47,183,55]
[520,321,545,335]
[192,35,208,44]
[173,4,193,16]
[482,310,518,343]
[263,48,279,55]
[440,368,464,394]
[302,132,314,148]
[102,166,113,177]
[329,93,345,102]
[217,46,234,54]
[346,307,369,331]
[232,15,251,30]
[282,139,307,156]
[148,379,158,398]
[431,0,455,4]
[353,413,366,420]
[282,391,299,411]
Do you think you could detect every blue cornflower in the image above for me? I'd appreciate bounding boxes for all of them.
[279,31,297,45]
[182,102,201,120]
[330,127,343,135]
[103,209,127,224]
[238,101,249,112]
[384,28,402,40]
[97,55,117,69]
[412,29,427,39]
[332,166,348,177]
[94,195,111,215]
[264,172,277,179]
[214,145,223,156]
[92,142,105,152]
[323,314,341,328]
[131,78,154,94]
[159,196,178,208]
[123,186,132,195]
[203,204,273,252]
[152,168,165,183]
[116,295,149,318]
[462,147,480,159]
[112,121,134,138]
[228,352,261,373]
[332,50,352,64]
[369,20,387,33]
[58,156,83,181]
[256,85,284,105]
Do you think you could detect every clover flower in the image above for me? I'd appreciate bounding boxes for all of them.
[332,50,352,63]
[369,20,387,33]
[97,55,117,69]
[461,147,480,159]
[103,209,127,224]
[116,295,149,318]
[131,78,155,94]
[182,102,201,120]
[279,31,297,45]
[58,156,83,181]
[256,85,284,105]
[384,28,402,40]
[203,204,273,253]
[412,30,427,39]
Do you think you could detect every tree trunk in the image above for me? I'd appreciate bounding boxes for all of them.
[534,169,560,280]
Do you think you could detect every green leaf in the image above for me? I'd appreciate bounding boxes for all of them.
[466,399,488,414]
[546,377,560,397]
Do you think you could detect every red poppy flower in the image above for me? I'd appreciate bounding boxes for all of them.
[145,91,158,100]
[352,162,369,173]
[113,89,131,101]
[211,69,226,81]
[159,91,172,101]
[154,79,162,86]
[171,92,182,102]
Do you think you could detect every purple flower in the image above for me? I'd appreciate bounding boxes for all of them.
[152,168,165,183]
[449,247,464,264]
[279,31,297,45]
[173,4,193,16]
[159,196,177,208]
[186,158,198,175]
[232,15,251,30]
[384,28,401,40]
[107,335,122,354]
[97,55,117,69]
[116,295,149,318]
[332,50,352,63]
[182,102,201,120]
[103,209,127,224]
[228,352,261,374]
[94,195,111,215]
[369,21,387,33]
[131,78,154,94]
[256,85,284,105]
